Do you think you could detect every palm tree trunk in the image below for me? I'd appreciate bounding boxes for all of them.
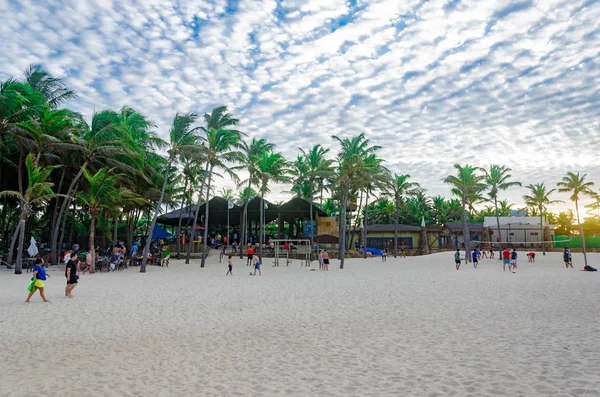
[349,191,363,252]
[141,158,173,272]
[89,215,96,273]
[51,161,87,265]
[394,205,399,258]
[48,167,66,243]
[57,201,70,254]
[575,200,588,267]
[540,210,545,256]
[320,182,324,207]
[363,190,369,259]
[68,203,76,248]
[186,163,209,264]
[462,197,471,263]
[175,176,189,259]
[200,165,214,268]
[259,186,265,263]
[112,215,119,246]
[339,179,350,269]
[7,221,21,267]
[17,150,24,196]
[239,175,253,259]
[0,194,7,249]
[494,196,502,260]
[309,187,314,256]
[15,214,26,274]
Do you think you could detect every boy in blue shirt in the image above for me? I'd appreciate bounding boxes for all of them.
[26,258,50,303]
[472,248,479,268]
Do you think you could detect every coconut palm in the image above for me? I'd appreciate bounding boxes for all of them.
[443,164,486,262]
[523,183,563,255]
[77,168,145,273]
[0,154,60,273]
[189,106,243,267]
[255,150,290,261]
[555,210,575,236]
[382,174,420,258]
[140,113,200,272]
[298,144,335,248]
[237,138,274,258]
[481,165,521,254]
[557,172,595,267]
[332,133,381,269]
[23,64,76,108]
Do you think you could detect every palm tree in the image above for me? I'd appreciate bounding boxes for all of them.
[140,113,199,272]
[298,144,334,248]
[359,155,386,258]
[383,174,420,258]
[77,168,145,273]
[255,150,290,261]
[23,64,76,108]
[186,106,242,267]
[555,210,575,236]
[0,154,59,273]
[443,164,486,263]
[481,165,521,255]
[332,133,381,269]
[557,172,595,267]
[237,138,274,258]
[49,109,139,265]
[523,183,563,255]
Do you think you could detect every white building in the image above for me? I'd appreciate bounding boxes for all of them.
[483,216,554,246]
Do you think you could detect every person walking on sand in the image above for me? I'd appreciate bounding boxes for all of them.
[253,254,262,276]
[65,253,79,297]
[563,247,573,268]
[318,249,324,271]
[502,248,511,272]
[26,258,50,303]
[246,244,254,266]
[489,245,495,259]
[510,248,518,272]
[322,249,330,271]
[454,249,462,270]
[382,248,388,262]
[400,243,406,258]
[226,255,233,276]
[471,248,479,268]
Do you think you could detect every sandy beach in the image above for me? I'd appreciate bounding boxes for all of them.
[1,251,599,396]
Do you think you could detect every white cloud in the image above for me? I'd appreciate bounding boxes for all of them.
[1,0,599,211]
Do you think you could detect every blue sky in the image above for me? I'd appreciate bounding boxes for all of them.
[1,0,599,211]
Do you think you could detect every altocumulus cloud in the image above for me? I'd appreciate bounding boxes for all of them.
[1,0,599,208]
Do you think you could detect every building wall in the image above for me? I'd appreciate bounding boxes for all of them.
[364,231,440,250]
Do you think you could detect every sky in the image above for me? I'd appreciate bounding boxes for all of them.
[1,0,599,214]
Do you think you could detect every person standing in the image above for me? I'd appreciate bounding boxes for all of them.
[382,248,388,262]
[318,249,324,270]
[322,249,330,271]
[563,247,573,268]
[246,244,254,266]
[510,248,518,272]
[502,248,511,272]
[400,243,406,258]
[489,245,495,259]
[65,253,79,297]
[226,255,233,276]
[472,248,479,268]
[26,258,50,303]
[253,254,262,276]
[454,249,461,270]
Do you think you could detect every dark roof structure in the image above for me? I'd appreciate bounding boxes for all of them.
[278,197,326,223]
[157,196,329,228]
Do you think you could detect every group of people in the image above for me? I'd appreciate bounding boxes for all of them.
[26,253,81,303]
[454,246,520,272]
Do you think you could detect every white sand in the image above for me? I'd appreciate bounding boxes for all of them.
[1,251,600,396]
